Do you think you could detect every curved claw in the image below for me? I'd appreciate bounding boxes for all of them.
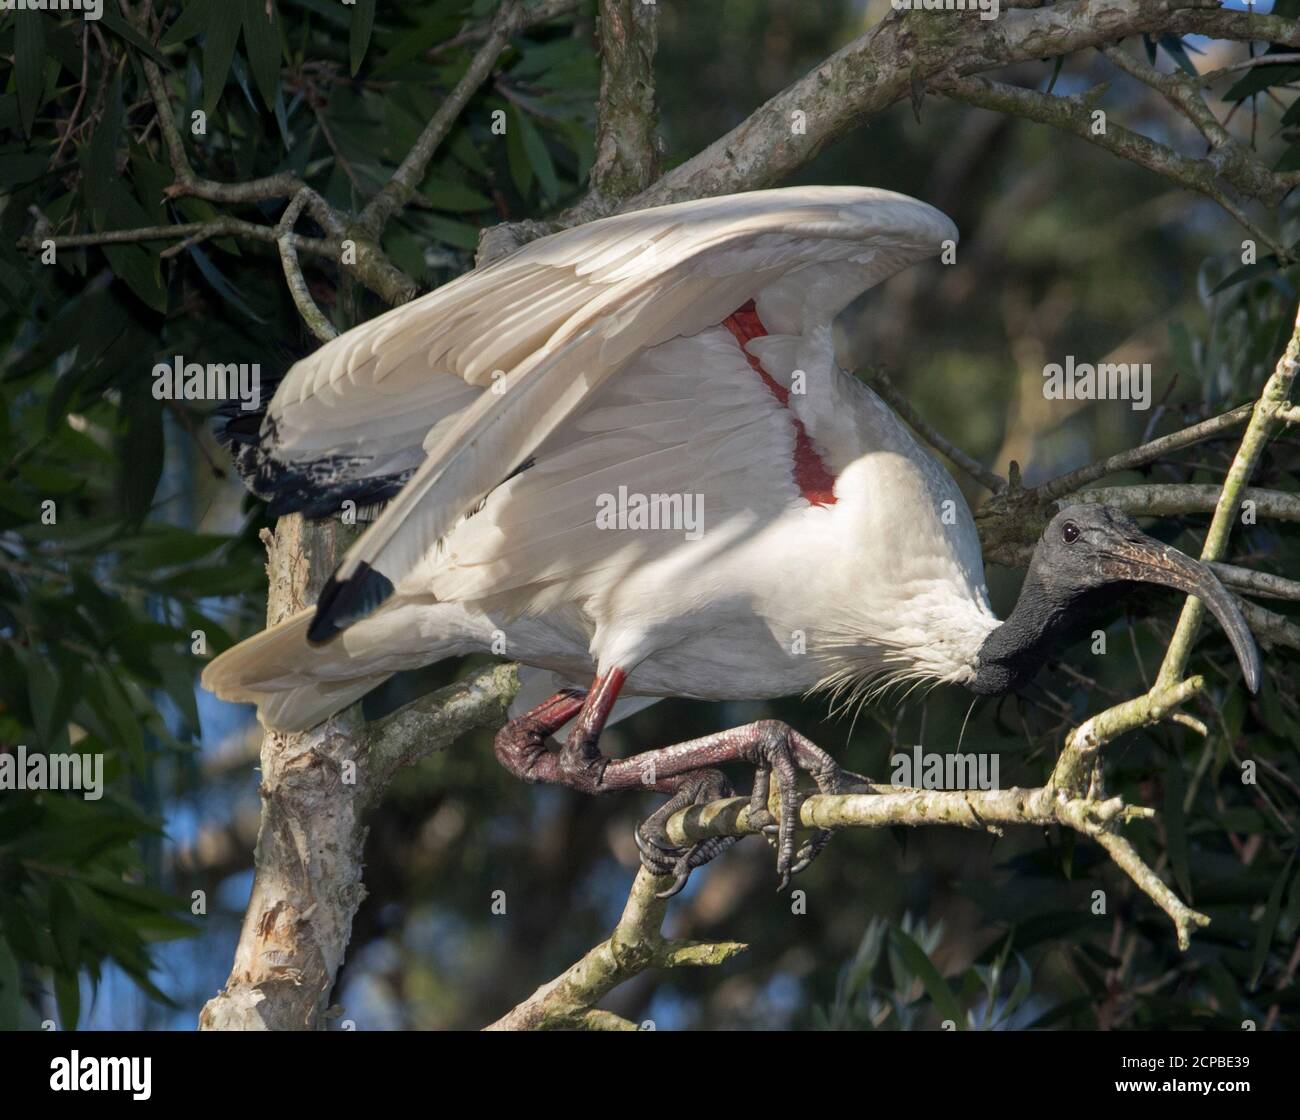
[634,769,736,894]
[656,856,693,899]
[788,829,834,878]
[631,724,872,895]
[742,722,873,890]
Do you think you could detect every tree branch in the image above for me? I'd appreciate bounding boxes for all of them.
[1037,402,1255,501]
[1100,42,1300,211]
[359,0,580,237]
[1209,561,1300,602]
[277,190,339,343]
[1236,598,1300,651]
[933,73,1284,256]
[587,0,659,207]
[868,369,1007,493]
[18,221,337,259]
[116,0,417,306]
[1156,315,1300,685]
[484,867,745,1030]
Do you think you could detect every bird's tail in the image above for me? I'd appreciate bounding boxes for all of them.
[201,609,397,732]
[203,606,662,735]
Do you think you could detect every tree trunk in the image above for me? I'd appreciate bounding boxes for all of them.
[199,516,367,1031]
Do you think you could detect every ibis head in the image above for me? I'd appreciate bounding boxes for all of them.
[971,504,1261,697]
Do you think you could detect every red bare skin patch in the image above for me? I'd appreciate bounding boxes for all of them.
[721,300,838,506]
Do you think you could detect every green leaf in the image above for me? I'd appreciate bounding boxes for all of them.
[449,127,491,177]
[420,214,480,251]
[49,882,80,971]
[188,243,268,323]
[83,667,145,769]
[103,236,167,312]
[1211,253,1290,295]
[515,108,560,202]
[78,80,168,312]
[421,178,493,212]
[505,105,534,197]
[1276,138,1300,174]
[117,529,232,569]
[15,12,46,139]
[350,0,377,76]
[161,0,216,47]
[54,968,80,1031]
[889,926,964,1027]
[0,152,49,188]
[26,653,75,751]
[0,937,21,1030]
[117,382,165,527]
[1225,45,1300,102]
[1157,35,1201,79]
[241,0,283,110]
[1163,760,1192,902]
[1249,855,1295,990]
[99,7,171,65]
[203,0,243,114]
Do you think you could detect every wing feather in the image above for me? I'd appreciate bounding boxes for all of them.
[248,187,956,638]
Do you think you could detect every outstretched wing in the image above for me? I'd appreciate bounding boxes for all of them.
[248,186,957,640]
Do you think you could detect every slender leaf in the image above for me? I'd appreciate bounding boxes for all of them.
[241,0,283,110]
[1249,855,1295,990]
[890,927,964,1027]
[203,1,243,114]
[350,0,377,76]
[15,13,46,139]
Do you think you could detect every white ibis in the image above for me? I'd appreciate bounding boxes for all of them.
[204,187,1260,895]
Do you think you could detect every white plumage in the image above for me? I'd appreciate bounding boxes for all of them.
[203,186,1000,731]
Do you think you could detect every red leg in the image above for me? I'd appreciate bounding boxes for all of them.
[494,670,685,794]
[493,687,872,895]
[558,667,627,784]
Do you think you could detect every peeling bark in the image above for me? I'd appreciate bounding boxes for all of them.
[200,517,367,1031]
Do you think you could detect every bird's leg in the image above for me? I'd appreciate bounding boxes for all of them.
[557,668,626,785]
[491,688,588,785]
[633,769,739,896]
[493,689,870,896]
[491,670,629,792]
[599,720,872,896]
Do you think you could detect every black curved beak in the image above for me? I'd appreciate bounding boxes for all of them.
[1098,536,1262,694]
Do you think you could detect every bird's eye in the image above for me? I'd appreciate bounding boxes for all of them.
[1061,521,1080,544]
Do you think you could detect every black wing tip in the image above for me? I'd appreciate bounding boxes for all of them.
[308,564,396,644]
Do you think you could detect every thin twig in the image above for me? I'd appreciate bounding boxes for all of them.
[360,0,580,236]
[933,73,1286,259]
[869,369,1005,493]
[51,25,91,167]
[276,190,338,343]
[1209,561,1300,601]
[1038,403,1255,500]
[1073,483,1300,522]
[1156,311,1300,686]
